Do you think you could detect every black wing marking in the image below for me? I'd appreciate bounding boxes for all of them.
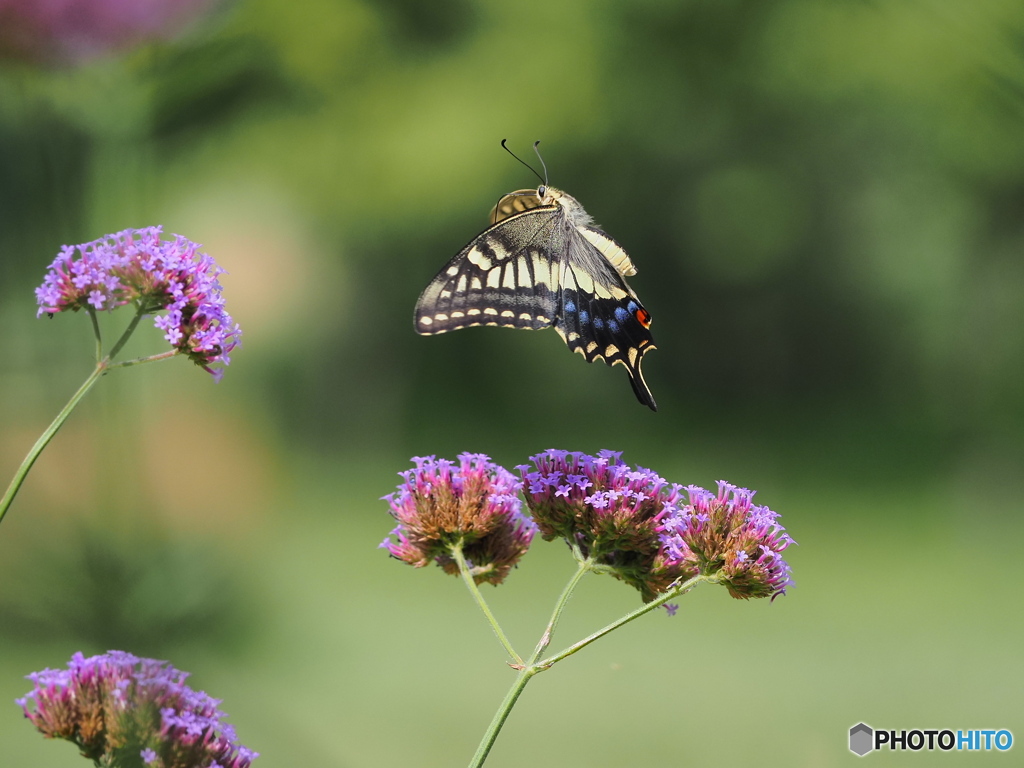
[415,207,564,334]
[553,226,658,411]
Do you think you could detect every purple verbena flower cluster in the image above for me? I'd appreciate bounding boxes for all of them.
[519,449,690,601]
[0,0,220,65]
[384,449,796,603]
[659,481,796,600]
[380,453,536,585]
[517,450,795,602]
[16,650,257,768]
[35,227,241,379]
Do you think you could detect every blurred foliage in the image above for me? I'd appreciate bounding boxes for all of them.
[1,0,1023,766]
[2,0,1023,450]
[0,527,251,653]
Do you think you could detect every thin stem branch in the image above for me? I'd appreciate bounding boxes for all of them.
[108,350,179,369]
[527,556,592,665]
[465,558,590,767]
[0,305,175,526]
[106,304,147,361]
[467,568,711,767]
[451,543,523,666]
[87,307,103,361]
[0,361,107,526]
[464,557,593,765]
[536,573,711,669]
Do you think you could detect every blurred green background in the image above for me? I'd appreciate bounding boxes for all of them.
[1,0,1023,765]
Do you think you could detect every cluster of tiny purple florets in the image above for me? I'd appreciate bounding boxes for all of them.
[517,450,794,601]
[659,481,795,600]
[35,227,241,379]
[380,453,537,585]
[518,449,690,600]
[383,449,795,602]
[16,651,257,768]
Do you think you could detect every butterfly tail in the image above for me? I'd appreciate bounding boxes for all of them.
[627,363,658,412]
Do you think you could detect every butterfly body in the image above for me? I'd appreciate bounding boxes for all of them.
[415,184,657,411]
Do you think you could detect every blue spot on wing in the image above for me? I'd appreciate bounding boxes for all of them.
[614,307,630,323]
[579,310,590,324]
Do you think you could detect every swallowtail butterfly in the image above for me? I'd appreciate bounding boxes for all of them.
[414,146,657,410]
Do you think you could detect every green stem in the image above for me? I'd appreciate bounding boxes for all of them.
[0,306,173,527]
[464,568,714,766]
[87,307,103,361]
[527,556,592,664]
[465,559,592,767]
[537,573,711,669]
[106,304,147,361]
[108,350,179,369]
[467,667,536,768]
[0,361,107,526]
[451,543,523,666]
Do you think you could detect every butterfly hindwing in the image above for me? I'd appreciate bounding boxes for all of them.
[415,184,658,411]
[554,227,657,410]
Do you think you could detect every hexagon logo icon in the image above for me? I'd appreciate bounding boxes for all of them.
[849,723,874,756]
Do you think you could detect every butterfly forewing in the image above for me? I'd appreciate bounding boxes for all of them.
[415,182,658,411]
[415,207,562,334]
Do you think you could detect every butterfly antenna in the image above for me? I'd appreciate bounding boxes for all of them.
[531,140,549,186]
[501,139,545,185]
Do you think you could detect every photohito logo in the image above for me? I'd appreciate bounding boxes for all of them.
[849,723,1014,756]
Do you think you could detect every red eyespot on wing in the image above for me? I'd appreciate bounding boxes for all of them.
[635,307,652,328]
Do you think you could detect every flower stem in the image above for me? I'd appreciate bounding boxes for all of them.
[465,559,592,767]
[467,666,536,768]
[536,573,711,669]
[527,557,592,664]
[465,572,715,765]
[451,543,523,666]
[87,307,103,361]
[0,361,107,526]
[106,304,147,361]
[108,350,179,369]
[0,306,173,527]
